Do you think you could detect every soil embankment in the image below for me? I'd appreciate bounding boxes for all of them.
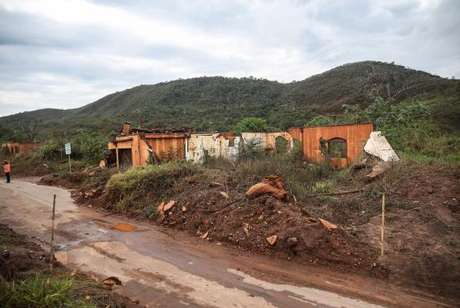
[40,162,460,301]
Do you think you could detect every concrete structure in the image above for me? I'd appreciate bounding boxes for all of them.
[186,133,241,163]
[107,123,189,169]
[364,131,400,162]
[289,123,373,168]
[1,143,40,156]
[241,132,294,153]
[108,122,375,169]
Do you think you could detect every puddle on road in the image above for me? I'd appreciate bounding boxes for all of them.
[111,223,137,232]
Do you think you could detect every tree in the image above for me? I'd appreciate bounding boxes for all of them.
[234,117,268,133]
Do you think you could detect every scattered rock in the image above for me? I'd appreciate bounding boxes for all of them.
[319,218,337,231]
[366,162,390,179]
[286,237,298,247]
[243,223,250,236]
[157,202,165,213]
[200,231,209,239]
[220,191,229,199]
[163,200,176,212]
[266,235,278,246]
[181,206,187,212]
[103,276,122,287]
[246,176,287,201]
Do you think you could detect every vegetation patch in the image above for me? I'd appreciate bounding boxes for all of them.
[0,224,130,308]
[104,161,200,213]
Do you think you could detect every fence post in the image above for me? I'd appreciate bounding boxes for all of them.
[380,193,385,256]
[49,194,56,271]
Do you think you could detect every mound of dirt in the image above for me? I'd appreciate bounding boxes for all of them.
[158,186,383,275]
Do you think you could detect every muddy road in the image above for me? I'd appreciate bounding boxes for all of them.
[0,180,451,307]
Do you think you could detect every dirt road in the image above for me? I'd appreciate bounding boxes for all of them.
[0,180,450,307]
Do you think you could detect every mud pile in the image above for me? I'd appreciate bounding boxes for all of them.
[158,184,381,274]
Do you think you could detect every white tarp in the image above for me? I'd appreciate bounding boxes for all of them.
[364,131,400,162]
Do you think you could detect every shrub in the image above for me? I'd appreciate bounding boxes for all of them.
[232,154,335,200]
[234,117,268,133]
[105,161,199,212]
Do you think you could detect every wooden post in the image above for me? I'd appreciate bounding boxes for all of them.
[115,146,120,171]
[68,154,72,173]
[380,193,385,256]
[49,194,56,271]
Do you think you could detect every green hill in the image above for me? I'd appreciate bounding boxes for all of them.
[1,61,459,142]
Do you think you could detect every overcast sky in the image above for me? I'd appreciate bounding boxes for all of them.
[0,0,459,116]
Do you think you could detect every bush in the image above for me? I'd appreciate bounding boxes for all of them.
[105,161,199,212]
[305,115,336,127]
[232,154,335,200]
[71,131,107,163]
[234,117,268,133]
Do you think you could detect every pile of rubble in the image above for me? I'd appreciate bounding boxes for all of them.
[156,176,381,273]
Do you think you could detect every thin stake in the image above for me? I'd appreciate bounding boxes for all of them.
[380,193,385,256]
[49,194,56,271]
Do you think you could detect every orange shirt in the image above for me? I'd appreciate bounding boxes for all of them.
[3,164,11,173]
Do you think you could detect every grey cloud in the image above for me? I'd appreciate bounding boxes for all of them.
[0,0,459,116]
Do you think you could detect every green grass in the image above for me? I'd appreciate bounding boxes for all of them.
[105,161,200,212]
[0,274,95,308]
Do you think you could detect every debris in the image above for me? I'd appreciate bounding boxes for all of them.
[111,223,137,232]
[181,206,187,212]
[99,159,107,168]
[157,201,165,213]
[319,218,337,231]
[243,223,250,236]
[366,162,390,179]
[286,237,298,247]
[246,176,288,200]
[103,276,122,287]
[163,200,176,212]
[220,191,229,199]
[266,235,278,246]
[364,131,400,162]
[200,231,209,239]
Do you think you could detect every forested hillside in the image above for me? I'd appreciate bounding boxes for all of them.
[1,61,459,142]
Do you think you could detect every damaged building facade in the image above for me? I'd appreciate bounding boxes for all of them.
[108,122,374,169]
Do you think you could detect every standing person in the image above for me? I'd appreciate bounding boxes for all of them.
[3,160,11,183]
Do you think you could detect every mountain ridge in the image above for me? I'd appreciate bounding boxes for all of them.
[1,60,459,141]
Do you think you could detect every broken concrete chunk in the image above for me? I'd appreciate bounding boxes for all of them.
[266,235,278,246]
[103,276,122,287]
[319,218,338,231]
[220,191,229,199]
[200,231,209,239]
[163,200,176,212]
[157,201,165,213]
[246,176,287,200]
[366,161,390,179]
[364,131,400,162]
[243,223,250,236]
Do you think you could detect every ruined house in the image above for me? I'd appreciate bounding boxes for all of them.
[241,132,294,154]
[289,123,373,168]
[1,143,40,156]
[107,123,189,168]
[108,122,374,169]
[186,132,241,163]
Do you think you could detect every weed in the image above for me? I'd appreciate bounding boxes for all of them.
[105,161,200,212]
[0,274,95,308]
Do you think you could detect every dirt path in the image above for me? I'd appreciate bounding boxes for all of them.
[0,180,452,308]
